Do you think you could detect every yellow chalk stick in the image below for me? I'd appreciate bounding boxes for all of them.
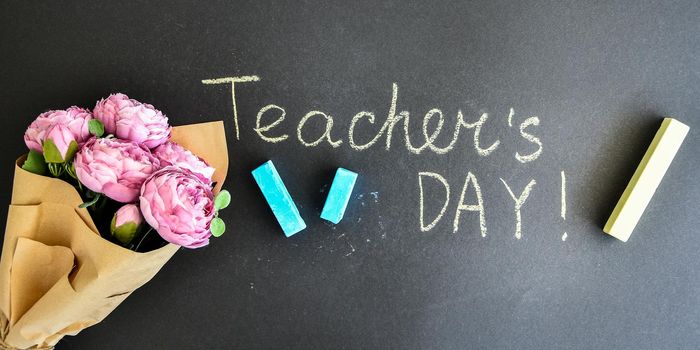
[604,118,689,242]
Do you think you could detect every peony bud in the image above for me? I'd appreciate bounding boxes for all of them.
[43,124,79,163]
[111,204,144,245]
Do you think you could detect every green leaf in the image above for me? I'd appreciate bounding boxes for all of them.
[88,119,105,137]
[22,150,47,175]
[79,193,101,208]
[64,140,79,162]
[214,190,231,211]
[211,217,225,237]
[42,139,63,163]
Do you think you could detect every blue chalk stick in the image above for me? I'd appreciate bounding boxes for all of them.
[251,160,306,237]
[320,168,358,224]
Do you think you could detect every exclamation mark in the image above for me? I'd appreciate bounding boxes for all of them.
[561,171,567,241]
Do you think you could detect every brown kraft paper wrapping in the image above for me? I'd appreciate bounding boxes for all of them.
[0,121,228,349]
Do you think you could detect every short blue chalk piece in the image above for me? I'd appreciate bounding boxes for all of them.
[320,168,358,224]
[251,160,306,237]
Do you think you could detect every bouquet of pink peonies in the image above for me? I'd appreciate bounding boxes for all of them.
[0,94,230,349]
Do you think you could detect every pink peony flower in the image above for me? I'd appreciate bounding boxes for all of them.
[111,204,144,245]
[24,107,92,153]
[152,141,215,185]
[92,93,129,133]
[93,93,171,149]
[139,167,215,249]
[74,138,160,203]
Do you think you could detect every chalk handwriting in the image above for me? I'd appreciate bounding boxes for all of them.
[206,77,538,159]
[202,75,260,140]
[418,172,450,232]
[500,178,537,239]
[255,104,288,143]
[454,172,487,237]
[297,111,343,148]
[203,75,565,241]
[515,116,542,163]
[560,171,566,220]
[561,171,567,241]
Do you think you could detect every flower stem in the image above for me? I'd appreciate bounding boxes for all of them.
[134,227,153,252]
[78,193,101,208]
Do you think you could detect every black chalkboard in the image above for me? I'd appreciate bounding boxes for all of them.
[2,1,699,349]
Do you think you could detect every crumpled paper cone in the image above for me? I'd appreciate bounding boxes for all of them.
[0,121,228,349]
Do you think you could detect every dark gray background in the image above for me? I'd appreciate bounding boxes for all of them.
[1,1,699,349]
